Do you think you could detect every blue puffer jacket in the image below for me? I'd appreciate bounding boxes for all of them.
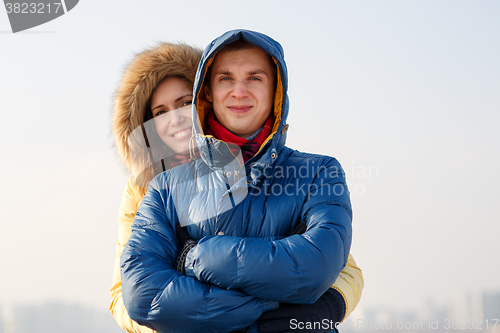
[121,29,352,333]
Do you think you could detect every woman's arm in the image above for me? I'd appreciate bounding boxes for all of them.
[331,254,364,322]
[110,178,156,333]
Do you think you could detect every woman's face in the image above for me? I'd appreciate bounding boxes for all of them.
[150,77,193,154]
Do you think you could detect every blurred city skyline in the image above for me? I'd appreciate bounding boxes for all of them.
[1,290,499,332]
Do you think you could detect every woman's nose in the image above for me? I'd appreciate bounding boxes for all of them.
[168,109,186,126]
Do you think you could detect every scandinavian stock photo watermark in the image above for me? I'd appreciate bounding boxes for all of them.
[289,318,499,331]
[3,0,78,33]
[247,160,378,198]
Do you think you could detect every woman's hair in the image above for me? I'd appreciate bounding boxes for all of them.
[112,43,203,190]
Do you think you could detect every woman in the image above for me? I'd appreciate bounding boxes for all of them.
[110,42,363,333]
[110,42,201,333]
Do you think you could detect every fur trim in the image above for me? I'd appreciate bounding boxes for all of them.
[111,43,203,174]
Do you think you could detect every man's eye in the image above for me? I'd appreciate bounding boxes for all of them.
[220,77,230,81]
[250,77,261,81]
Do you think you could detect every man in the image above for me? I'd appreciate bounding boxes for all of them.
[121,29,357,333]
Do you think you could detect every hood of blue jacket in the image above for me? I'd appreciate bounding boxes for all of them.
[192,29,290,169]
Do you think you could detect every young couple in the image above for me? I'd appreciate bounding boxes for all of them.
[110,29,363,333]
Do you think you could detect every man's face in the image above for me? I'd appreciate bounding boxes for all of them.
[204,46,275,139]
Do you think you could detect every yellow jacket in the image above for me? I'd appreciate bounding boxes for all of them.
[110,177,364,333]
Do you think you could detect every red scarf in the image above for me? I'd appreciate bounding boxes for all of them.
[167,153,192,169]
[205,111,274,163]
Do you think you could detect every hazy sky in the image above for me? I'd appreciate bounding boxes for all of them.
[1,0,499,319]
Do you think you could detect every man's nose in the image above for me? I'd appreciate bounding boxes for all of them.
[231,81,249,99]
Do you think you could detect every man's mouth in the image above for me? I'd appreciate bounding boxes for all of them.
[228,106,252,113]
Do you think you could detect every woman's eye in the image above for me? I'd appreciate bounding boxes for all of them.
[181,100,193,107]
[154,110,166,117]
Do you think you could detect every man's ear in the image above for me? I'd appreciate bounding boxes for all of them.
[204,84,213,103]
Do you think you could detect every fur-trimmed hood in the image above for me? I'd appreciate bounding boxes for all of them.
[112,43,203,174]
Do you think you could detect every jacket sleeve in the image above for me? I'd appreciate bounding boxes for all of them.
[331,253,364,322]
[185,158,352,304]
[110,178,156,333]
[120,176,278,333]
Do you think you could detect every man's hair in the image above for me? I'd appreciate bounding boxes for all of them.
[205,37,277,86]
[220,38,258,53]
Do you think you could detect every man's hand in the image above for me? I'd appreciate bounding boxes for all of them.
[174,224,197,274]
[258,222,344,332]
[257,289,345,333]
